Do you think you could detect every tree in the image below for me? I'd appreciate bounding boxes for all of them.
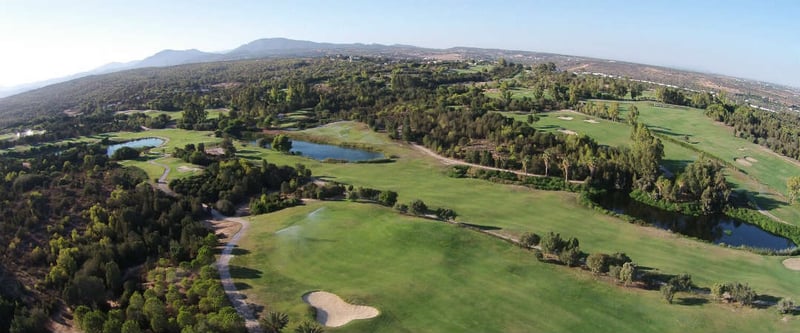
[294,321,324,333]
[668,274,692,292]
[542,149,553,176]
[586,253,608,274]
[111,147,140,160]
[540,232,564,254]
[660,284,676,304]
[626,105,639,125]
[558,247,582,267]
[378,190,398,207]
[619,262,637,286]
[272,135,293,153]
[787,176,800,204]
[519,232,540,248]
[409,199,428,215]
[777,298,795,314]
[261,311,290,333]
[120,320,142,333]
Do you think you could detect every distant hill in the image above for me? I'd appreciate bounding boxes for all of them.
[0,37,797,122]
[135,49,219,67]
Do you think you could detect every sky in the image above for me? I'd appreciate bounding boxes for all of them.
[1,0,798,88]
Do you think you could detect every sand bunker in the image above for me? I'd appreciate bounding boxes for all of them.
[177,166,201,172]
[735,158,752,167]
[745,156,758,163]
[583,119,599,124]
[782,258,800,271]
[302,291,379,327]
[558,129,578,135]
[557,116,574,120]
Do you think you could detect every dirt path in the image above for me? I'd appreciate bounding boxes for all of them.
[211,209,263,333]
[148,155,177,196]
[411,144,585,184]
[146,150,260,331]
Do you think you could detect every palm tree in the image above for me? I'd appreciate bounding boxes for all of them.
[542,150,552,176]
[294,321,324,333]
[262,311,290,333]
[561,156,571,184]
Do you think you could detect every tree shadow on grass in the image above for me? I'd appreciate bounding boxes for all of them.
[458,222,502,231]
[753,294,782,309]
[229,266,263,279]
[234,282,252,290]
[677,297,709,306]
[231,247,251,256]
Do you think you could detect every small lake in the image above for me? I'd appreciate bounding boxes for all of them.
[596,192,796,251]
[107,138,165,157]
[255,139,383,162]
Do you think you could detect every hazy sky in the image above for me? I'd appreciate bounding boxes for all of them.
[1,0,798,87]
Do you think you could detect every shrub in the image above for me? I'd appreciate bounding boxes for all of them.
[660,284,676,304]
[519,232,541,248]
[586,253,609,274]
[777,298,795,314]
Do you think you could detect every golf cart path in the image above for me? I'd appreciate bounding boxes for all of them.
[411,144,586,184]
[211,208,263,333]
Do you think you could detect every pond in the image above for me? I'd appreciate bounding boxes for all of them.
[595,192,796,251]
[255,139,384,162]
[107,138,165,157]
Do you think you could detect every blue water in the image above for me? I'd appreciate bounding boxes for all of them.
[253,139,383,162]
[597,192,795,251]
[289,140,383,161]
[107,138,165,157]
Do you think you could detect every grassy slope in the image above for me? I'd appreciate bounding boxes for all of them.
[506,105,800,225]
[230,122,798,329]
[618,102,800,224]
[234,201,796,332]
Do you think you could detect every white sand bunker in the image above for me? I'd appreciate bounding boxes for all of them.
[558,129,578,135]
[557,116,574,120]
[583,119,599,124]
[783,258,800,271]
[302,291,379,327]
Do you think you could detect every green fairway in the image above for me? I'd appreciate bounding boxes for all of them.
[233,201,798,332]
[616,102,800,224]
[231,122,800,302]
[501,111,699,173]
[105,128,221,154]
[116,108,228,121]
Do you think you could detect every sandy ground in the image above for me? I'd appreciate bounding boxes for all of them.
[583,119,599,124]
[735,158,752,167]
[205,147,225,156]
[302,291,379,327]
[558,129,578,135]
[178,165,202,173]
[745,156,759,163]
[557,116,574,120]
[782,258,800,271]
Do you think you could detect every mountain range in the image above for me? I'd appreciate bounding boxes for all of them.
[1,37,798,113]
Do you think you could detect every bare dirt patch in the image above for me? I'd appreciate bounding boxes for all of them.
[177,166,202,173]
[205,147,225,156]
[782,258,800,271]
[583,119,599,124]
[302,291,379,327]
[205,220,242,243]
[558,129,578,135]
[735,158,752,167]
[557,116,574,120]
[745,156,758,163]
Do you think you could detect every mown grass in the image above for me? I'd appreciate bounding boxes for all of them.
[616,102,800,224]
[233,201,799,332]
[234,122,800,306]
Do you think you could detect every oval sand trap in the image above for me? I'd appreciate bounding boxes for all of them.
[782,258,800,271]
[302,291,379,327]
